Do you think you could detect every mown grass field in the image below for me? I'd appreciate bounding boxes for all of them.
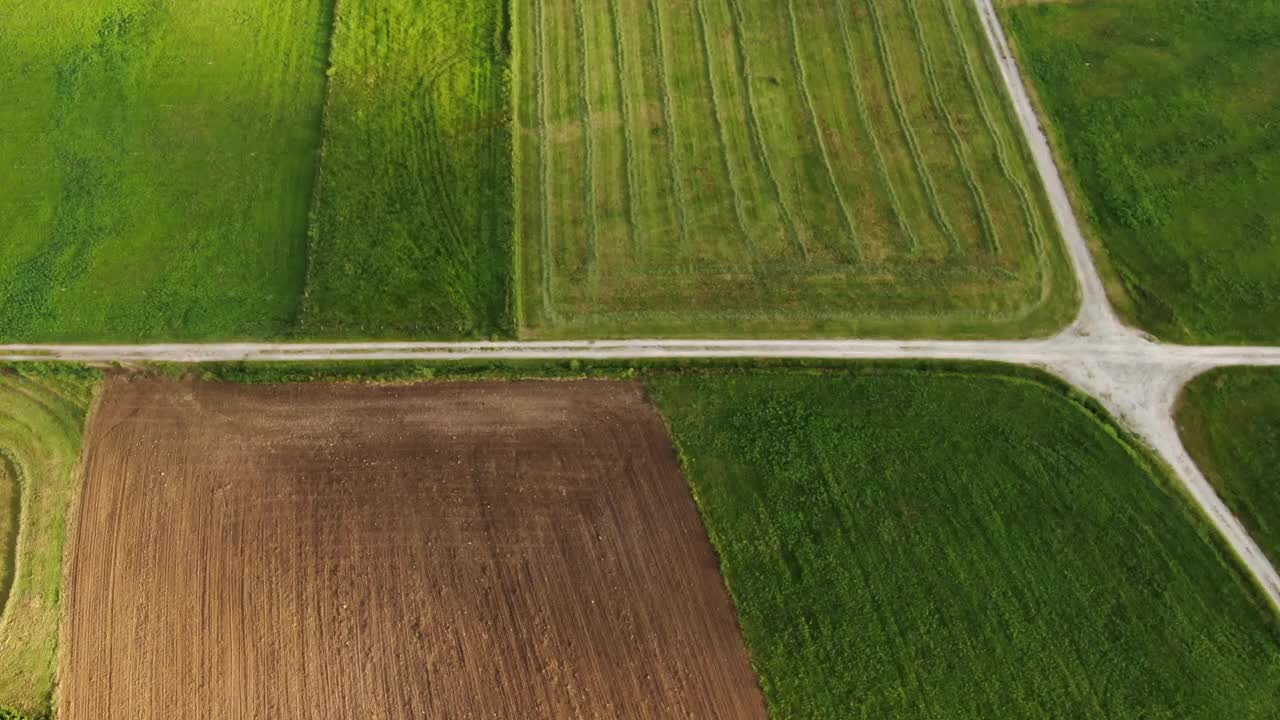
[649,369,1280,717]
[297,0,513,339]
[0,366,99,717]
[1002,0,1280,344]
[514,0,1077,338]
[1179,368,1280,568]
[0,0,332,342]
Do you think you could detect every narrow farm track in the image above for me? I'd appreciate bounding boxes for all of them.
[1,1,1277,620]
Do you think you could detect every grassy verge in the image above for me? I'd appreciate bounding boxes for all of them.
[0,365,100,716]
[297,0,513,339]
[1179,368,1280,568]
[0,0,332,342]
[648,369,1280,717]
[1000,0,1280,344]
[515,0,1076,338]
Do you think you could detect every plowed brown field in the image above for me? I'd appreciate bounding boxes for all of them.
[60,378,765,720]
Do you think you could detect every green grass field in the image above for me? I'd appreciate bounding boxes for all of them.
[0,366,99,716]
[1002,0,1280,344]
[0,0,332,342]
[1179,368,1280,568]
[297,0,513,339]
[514,0,1077,338]
[649,369,1280,717]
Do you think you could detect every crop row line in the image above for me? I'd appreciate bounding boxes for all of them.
[943,1,1047,262]
[905,0,1000,254]
[832,0,919,253]
[532,0,556,321]
[863,0,962,254]
[296,0,345,324]
[647,0,692,253]
[784,0,860,262]
[606,0,640,255]
[416,55,474,259]
[572,0,600,296]
[725,0,808,260]
[693,0,754,253]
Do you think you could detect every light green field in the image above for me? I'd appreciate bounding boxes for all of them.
[297,0,514,339]
[1179,368,1280,567]
[0,366,100,717]
[650,368,1280,717]
[1002,0,1280,344]
[0,0,332,342]
[514,0,1077,338]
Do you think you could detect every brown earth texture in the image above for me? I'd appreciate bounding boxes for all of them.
[60,378,765,720]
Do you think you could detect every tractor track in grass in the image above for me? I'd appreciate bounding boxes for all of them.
[1,0,1277,623]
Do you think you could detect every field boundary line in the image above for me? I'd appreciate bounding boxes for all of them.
[647,0,693,253]
[295,0,344,329]
[724,0,808,260]
[905,0,999,255]
[532,0,557,322]
[863,0,962,254]
[572,0,601,297]
[784,0,860,261]
[605,0,640,255]
[693,0,754,253]
[833,0,919,253]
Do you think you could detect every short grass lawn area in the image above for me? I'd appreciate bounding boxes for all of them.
[1001,0,1280,344]
[0,366,100,716]
[515,0,1076,338]
[650,368,1280,718]
[1179,367,1280,568]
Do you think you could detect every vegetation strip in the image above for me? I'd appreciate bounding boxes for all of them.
[0,366,100,717]
[783,0,860,260]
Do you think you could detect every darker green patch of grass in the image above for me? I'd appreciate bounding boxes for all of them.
[648,369,1280,717]
[1179,367,1280,567]
[1003,0,1280,343]
[297,0,514,339]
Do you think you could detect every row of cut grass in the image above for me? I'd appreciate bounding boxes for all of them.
[0,366,100,716]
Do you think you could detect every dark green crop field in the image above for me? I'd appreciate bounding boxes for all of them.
[0,366,100,717]
[1179,368,1280,568]
[297,0,513,339]
[0,0,332,342]
[1002,0,1280,344]
[514,0,1076,338]
[650,369,1280,718]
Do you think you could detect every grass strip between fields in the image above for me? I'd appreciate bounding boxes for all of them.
[0,365,100,718]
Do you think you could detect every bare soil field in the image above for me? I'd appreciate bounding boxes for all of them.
[60,378,764,720]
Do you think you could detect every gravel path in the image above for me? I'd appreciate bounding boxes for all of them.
[1,1,1277,615]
